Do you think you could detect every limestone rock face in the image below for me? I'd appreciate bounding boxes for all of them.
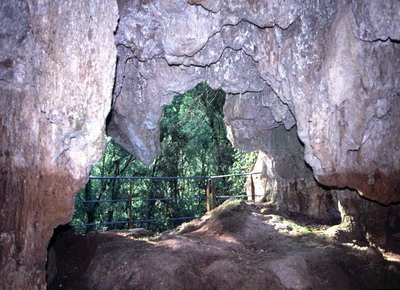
[1,0,399,288]
[109,0,400,204]
[0,1,118,288]
[244,133,341,225]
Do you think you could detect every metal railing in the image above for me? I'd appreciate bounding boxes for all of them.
[205,172,260,212]
[71,172,262,232]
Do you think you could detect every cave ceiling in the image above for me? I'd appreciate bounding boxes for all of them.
[108,0,400,204]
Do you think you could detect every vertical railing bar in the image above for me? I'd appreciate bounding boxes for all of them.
[74,173,263,232]
[206,179,211,212]
[129,180,133,229]
[211,178,216,210]
[250,174,255,203]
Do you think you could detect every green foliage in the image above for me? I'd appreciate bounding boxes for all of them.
[227,149,258,197]
[71,83,257,233]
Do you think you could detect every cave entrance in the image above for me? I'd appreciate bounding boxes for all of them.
[69,82,258,234]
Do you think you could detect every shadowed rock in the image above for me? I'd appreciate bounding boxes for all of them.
[0,1,118,288]
[1,0,400,288]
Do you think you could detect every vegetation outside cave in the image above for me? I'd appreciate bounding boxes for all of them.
[71,83,257,233]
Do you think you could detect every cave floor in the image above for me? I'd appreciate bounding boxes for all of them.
[48,200,400,289]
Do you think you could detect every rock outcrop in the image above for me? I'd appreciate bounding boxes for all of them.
[247,148,394,246]
[1,0,399,288]
[108,0,400,204]
[0,1,118,288]
[241,127,341,225]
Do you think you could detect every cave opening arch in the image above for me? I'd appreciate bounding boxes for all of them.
[2,1,400,289]
[70,82,260,234]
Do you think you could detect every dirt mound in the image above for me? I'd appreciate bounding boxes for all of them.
[49,200,400,289]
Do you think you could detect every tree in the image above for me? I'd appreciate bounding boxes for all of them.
[71,83,257,233]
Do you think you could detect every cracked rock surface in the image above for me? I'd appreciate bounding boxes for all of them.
[109,0,400,203]
[1,0,400,289]
[0,1,118,288]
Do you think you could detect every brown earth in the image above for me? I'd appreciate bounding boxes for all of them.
[48,200,400,289]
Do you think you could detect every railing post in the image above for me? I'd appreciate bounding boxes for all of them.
[206,179,211,212]
[128,181,133,229]
[250,174,255,203]
[211,178,216,210]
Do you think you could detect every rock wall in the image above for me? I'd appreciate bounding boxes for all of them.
[240,127,341,225]
[1,0,399,288]
[245,146,392,246]
[0,1,118,288]
[108,0,400,204]
[227,95,395,244]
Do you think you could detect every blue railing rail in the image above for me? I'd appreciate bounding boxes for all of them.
[72,216,199,228]
[71,172,263,231]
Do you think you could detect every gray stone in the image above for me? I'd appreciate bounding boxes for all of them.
[2,0,400,288]
[244,126,341,224]
[108,0,400,204]
[352,0,400,41]
[0,1,118,288]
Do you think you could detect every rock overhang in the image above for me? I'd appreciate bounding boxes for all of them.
[1,0,400,288]
[108,0,400,204]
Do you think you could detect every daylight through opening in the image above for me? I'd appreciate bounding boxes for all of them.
[70,83,258,233]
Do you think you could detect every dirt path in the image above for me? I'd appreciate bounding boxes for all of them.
[48,200,400,289]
